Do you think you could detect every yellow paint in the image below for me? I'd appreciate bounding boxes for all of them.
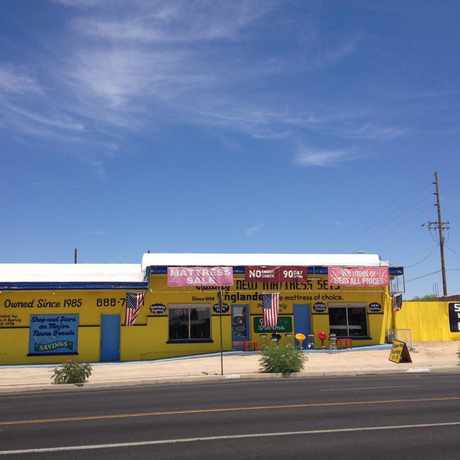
[395,300,460,342]
[0,274,391,365]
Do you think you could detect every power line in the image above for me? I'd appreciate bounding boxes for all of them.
[404,245,436,269]
[406,270,441,283]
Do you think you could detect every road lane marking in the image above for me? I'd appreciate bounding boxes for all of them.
[320,385,414,392]
[1,396,460,427]
[1,421,460,455]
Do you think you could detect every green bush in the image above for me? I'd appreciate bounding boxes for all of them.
[52,360,93,385]
[259,341,305,375]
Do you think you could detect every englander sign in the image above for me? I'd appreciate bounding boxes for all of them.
[328,266,389,287]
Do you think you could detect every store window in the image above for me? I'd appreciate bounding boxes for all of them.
[168,305,211,342]
[328,305,368,337]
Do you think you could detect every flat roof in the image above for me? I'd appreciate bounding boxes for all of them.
[142,253,387,270]
[0,264,143,283]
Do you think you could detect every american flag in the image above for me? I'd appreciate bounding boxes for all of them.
[261,293,279,330]
[125,292,145,326]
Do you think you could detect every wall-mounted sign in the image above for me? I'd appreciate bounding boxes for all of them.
[313,302,327,313]
[245,266,307,282]
[213,303,230,314]
[149,304,166,314]
[29,314,79,355]
[368,302,383,313]
[167,267,233,287]
[328,266,389,287]
[253,316,292,333]
[448,303,460,332]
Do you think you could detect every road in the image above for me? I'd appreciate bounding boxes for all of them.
[0,373,460,459]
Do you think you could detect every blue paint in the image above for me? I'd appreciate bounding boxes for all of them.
[29,314,79,355]
[100,315,120,362]
[294,304,311,348]
[232,304,249,343]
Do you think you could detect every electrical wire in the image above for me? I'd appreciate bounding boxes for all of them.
[406,270,441,283]
[403,245,436,269]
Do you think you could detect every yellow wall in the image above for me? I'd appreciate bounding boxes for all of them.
[395,300,460,342]
[0,274,390,365]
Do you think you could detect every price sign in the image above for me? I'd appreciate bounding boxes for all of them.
[245,266,307,282]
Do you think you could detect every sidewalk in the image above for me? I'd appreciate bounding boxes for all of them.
[0,341,459,394]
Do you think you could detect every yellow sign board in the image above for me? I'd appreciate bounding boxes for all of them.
[389,339,412,363]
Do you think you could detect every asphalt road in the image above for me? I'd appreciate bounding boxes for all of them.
[1,373,460,459]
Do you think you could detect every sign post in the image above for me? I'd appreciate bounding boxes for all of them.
[217,288,224,376]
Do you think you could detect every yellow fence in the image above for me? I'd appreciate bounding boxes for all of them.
[395,301,460,342]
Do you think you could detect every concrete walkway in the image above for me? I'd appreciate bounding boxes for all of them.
[0,341,459,394]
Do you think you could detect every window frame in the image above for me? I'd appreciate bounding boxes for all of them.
[167,304,213,343]
[328,303,369,338]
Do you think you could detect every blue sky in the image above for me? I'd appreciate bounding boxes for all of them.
[1,0,459,297]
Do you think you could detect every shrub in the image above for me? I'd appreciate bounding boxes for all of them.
[52,360,93,385]
[259,341,305,375]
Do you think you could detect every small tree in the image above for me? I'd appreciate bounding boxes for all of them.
[259,341,305,375]
[52,360,92,385]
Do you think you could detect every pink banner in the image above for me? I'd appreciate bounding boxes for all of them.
[167,267,233,287]
[328,266,389,287]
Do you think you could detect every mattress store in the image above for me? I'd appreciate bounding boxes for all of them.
[0,253,401,365]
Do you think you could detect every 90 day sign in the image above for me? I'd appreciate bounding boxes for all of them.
[29,314,79,355]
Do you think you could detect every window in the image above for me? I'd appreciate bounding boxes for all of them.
[168,305,211,342]
[328,305,368,337]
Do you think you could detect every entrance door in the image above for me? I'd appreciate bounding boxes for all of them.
[232,304,249,349]
[294,304,311,348]
[100,314,120,362]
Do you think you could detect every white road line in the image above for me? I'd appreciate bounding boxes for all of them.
[320,385,414,392]
[1,421,460,455]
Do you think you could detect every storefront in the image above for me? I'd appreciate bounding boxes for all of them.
[0,253,399,365]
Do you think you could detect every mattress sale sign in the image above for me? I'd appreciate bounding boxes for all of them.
[245,266,307,282]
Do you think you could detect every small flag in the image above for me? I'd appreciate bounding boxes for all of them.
[125,292,145,326]
[261,293,279,330]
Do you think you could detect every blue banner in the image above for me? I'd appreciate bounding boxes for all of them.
[29,314,79,355]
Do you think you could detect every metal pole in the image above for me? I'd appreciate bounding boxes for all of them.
[434,172,448,296]
[218,288,224,376]
[74,248,78,264]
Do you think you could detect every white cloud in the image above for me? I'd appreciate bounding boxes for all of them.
[294,148,352,167]
[71,0,275,42]
[0,66,42,95]
[245,224,264,237]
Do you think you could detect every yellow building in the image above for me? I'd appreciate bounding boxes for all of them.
[0,253,403,365]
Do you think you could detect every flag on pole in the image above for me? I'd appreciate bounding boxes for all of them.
[125,292,145,326]
[261,293,279,330]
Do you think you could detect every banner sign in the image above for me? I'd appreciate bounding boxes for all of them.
[29,314,79,355]
[448,303,460,332]
[245,266,307,282]
[388,339,412,363]
[328,266,389,287]
[167,267,233,287]
[253,316,293,333]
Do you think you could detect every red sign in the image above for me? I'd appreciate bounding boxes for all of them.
[328,266,389,287]
[245,266,308,282]
[167,267,233,287]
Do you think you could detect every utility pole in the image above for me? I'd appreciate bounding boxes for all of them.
[423,172,449,296]
[74,248,78,264]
